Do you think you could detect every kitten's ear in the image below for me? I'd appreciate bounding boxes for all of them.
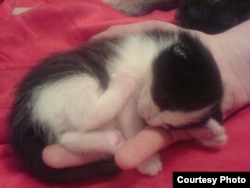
[172,43,189,60]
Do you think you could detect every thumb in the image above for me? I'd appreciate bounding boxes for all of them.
[114,127,191,169]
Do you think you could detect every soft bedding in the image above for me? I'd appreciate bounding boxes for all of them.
[0,0,250,187]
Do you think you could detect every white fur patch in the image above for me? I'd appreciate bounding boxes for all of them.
[109,34,178,79]
[137,154,162,176]
[187,118,227,148]
[31,74,100,134]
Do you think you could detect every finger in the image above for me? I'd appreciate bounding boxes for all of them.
[42,144,99,169]
[114,127,191,169]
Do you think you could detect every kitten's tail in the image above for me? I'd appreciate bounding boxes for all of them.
[10,116,120,183]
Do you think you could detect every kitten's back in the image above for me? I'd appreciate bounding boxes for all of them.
[10,38,123,183]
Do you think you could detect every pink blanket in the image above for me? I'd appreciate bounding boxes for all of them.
[1,0,249,187]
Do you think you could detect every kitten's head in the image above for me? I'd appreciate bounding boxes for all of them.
[138,32,223,129]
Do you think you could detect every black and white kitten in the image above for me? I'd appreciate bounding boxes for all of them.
[106,0,250,34]
[10,29,226,183]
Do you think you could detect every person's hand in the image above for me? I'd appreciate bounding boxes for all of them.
[42,20,250,170]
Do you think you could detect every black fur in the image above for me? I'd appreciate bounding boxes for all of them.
[152,32,223,111]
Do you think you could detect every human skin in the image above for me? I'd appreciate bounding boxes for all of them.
[42,20,250,170]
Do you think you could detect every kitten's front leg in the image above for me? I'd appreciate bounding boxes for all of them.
[118,97,163,176]
[80,70,136,131]
[118,96,145,139]
[60,128,124,154]
[186,118,227,149]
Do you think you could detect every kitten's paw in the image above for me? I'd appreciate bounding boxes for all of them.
[137,154,162,176]
[187,119,227,149]
[111,70,136,93]
[106,130,125,153]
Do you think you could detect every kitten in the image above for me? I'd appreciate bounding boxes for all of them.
[107,0,250,34]
[10,29,226,183]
